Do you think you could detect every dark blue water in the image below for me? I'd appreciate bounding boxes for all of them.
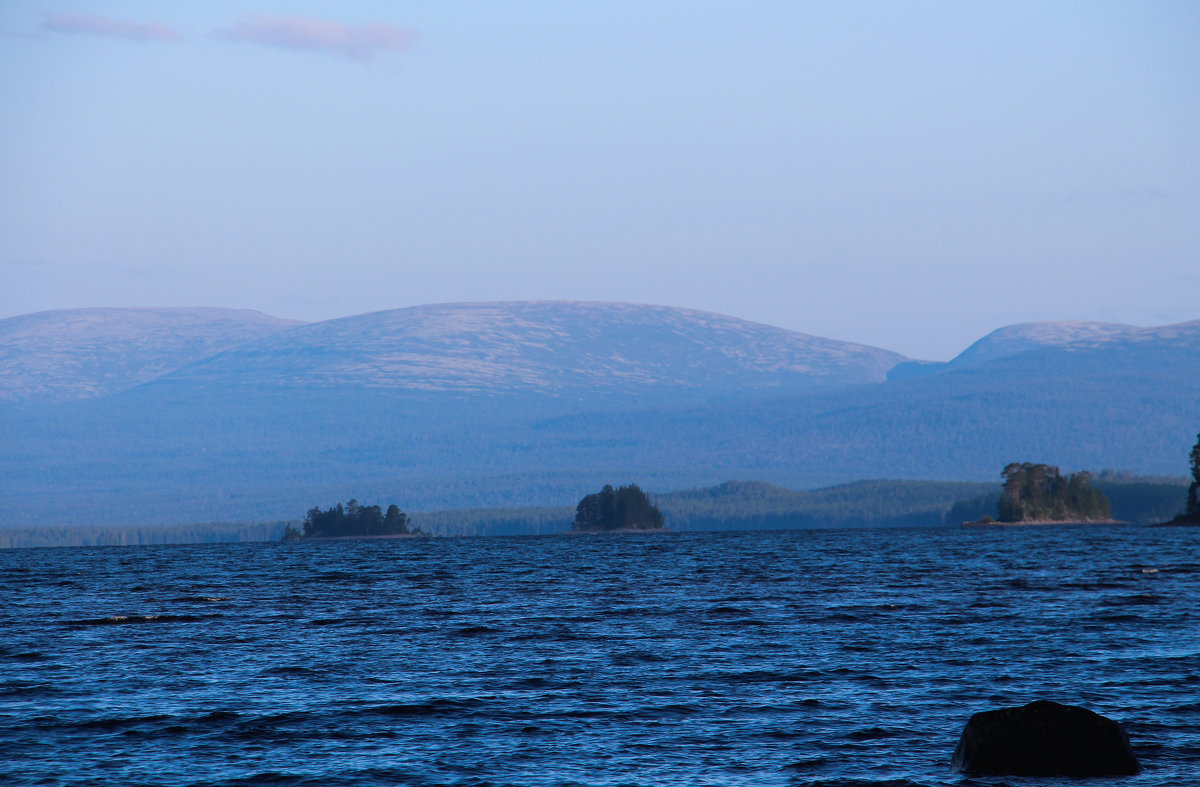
[2,527,1198,786]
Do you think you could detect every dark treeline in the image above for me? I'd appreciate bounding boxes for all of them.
[0,521,291,550]
[1099,480,1188,525]
[994,463,1110,522]
[386,480,987,536]
[0,480,1006,547]
[418,480,949,536]
[412,506,572,537]
[289,500,413,539]
[3,475,1191,549]
[657,479,999,531]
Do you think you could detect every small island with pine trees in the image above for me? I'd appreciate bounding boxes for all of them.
[965,462,1117,526]
[572,484,667,532]
[283,499,422,540]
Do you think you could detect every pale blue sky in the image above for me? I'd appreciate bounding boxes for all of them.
[2,1,1197,359]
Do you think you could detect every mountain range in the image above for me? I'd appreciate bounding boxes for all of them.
[0,307,301,403]
[2,302,1197,527]
[1,302,904,401]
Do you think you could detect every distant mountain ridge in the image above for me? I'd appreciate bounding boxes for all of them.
[10,303,1195,402]
[153,301,908,396]
[1,302,1197,528]
[889,318,1200,380]
[950,321,1139,366]
[0,307,304,402]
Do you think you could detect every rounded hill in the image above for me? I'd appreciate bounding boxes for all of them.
[0,307,304,402]
[159,301,908,396]
[949,321,1137,367]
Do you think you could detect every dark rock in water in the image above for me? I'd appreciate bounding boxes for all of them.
[951,700,1140,777]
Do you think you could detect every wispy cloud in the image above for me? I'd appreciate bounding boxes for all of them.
[216,16,416,61]
[42,12,181,43]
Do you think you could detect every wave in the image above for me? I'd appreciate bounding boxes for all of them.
[34,712,173,733]
[0,647,46,661]
[1100,593,1167,606]
[846,727,906,741]
[610,649,670,666]
[450,624,501,636]
[698,668,829,685]
[705,605,754,617]
[66,614,215,626]
[258,666,323,678]
[7,526,1198,787]
[789,780,940,787]
[0,682,64,698]
[368,698,487,718]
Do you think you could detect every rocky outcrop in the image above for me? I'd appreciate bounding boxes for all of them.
[951,700,1139,777]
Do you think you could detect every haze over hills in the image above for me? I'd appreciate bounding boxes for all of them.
[148,301,908,397]
[947,320,1139,367]
[889,319,1200,379]
[1,301,1197,528]
[0,307,304,403]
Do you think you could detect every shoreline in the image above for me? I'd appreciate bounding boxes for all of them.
[962,518,1126,527]
[1152,517,1200,527]
[565,527,671,535]
[287,533,429,542]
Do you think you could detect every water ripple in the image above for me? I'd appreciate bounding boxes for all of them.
[0,527,1197,786]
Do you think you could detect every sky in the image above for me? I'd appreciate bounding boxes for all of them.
[1,1,1198,360]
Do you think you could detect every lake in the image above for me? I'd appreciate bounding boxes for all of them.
[2,526,1197,786]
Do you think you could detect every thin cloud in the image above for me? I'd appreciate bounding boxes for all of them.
[42,12,181,43]
[216,16,416,61]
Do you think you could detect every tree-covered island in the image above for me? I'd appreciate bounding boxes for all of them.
[283,499,419,540]
[966,463,1114,525]
[572,484,666,532]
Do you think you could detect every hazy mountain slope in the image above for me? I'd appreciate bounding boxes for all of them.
[948,320,1137,367]
[521,359,1197,493]
[157,301,908,395]
[889,318,1199,379]
[0,307,304,402]
[632,324,1200,480]
[0,308,1196,528]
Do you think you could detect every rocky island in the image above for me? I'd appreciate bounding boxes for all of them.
[965,463,1117,526]
[572,484,667,532]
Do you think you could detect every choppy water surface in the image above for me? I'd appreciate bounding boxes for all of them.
[2,526,1198,786]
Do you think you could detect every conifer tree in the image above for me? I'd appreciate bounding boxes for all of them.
[1187,433,1200,518]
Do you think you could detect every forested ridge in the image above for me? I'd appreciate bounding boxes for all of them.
[656,479,996,530]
